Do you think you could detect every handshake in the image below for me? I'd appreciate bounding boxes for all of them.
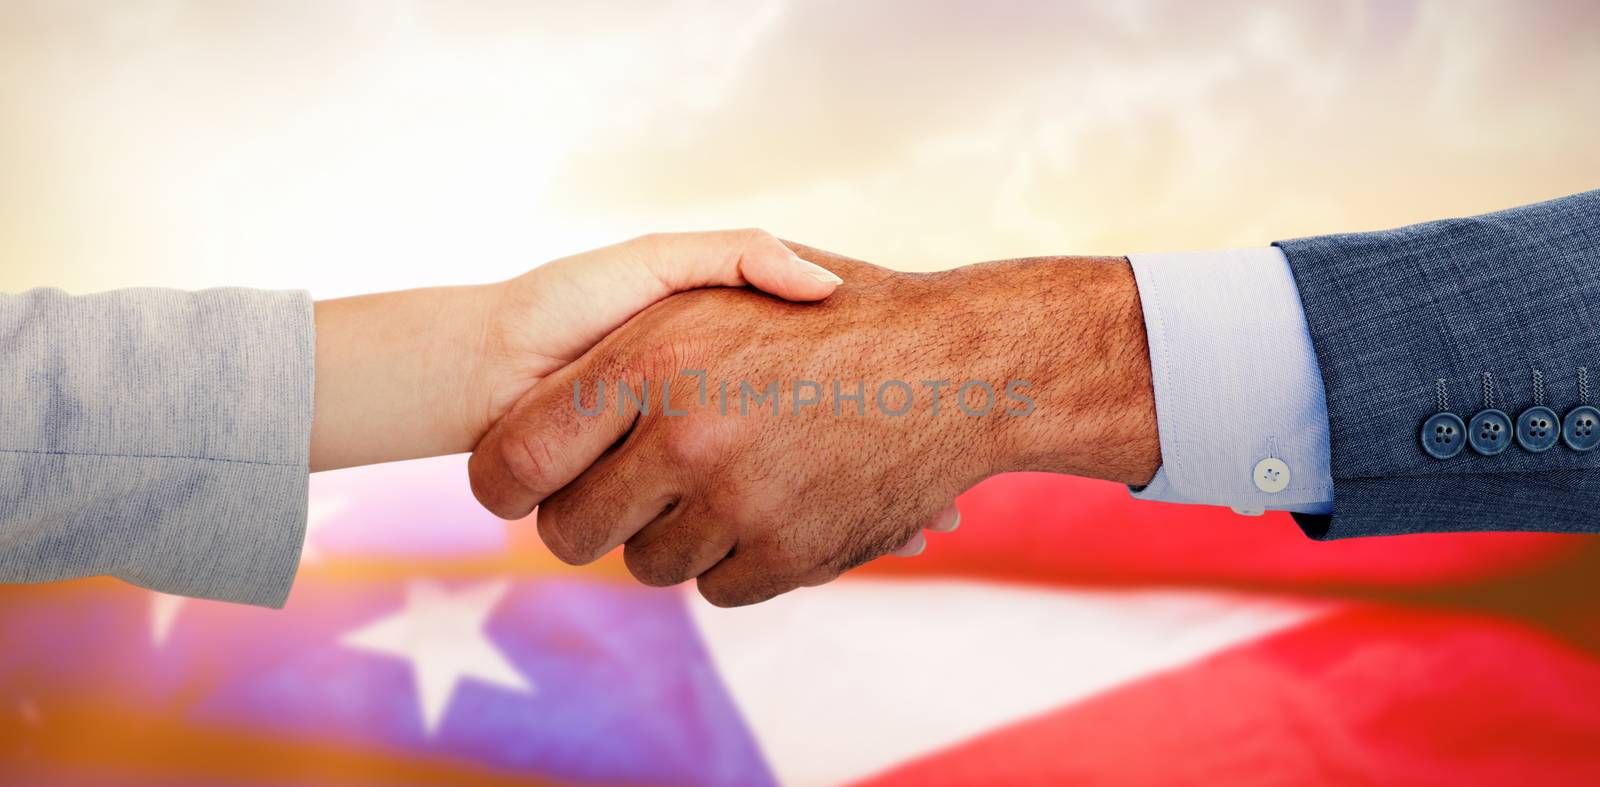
[311,230,1159,607]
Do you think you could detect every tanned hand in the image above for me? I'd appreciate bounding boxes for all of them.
[468,244,1158,606]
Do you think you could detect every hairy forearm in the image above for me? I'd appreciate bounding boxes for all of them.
[310,284,501,472]
[922,255,1159,486]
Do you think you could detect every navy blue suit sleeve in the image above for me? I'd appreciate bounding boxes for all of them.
[1275,189,1600,538]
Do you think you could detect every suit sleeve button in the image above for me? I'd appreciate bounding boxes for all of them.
[1421,412,1466,459]
[1468,409,1513,456]
[1563,405,1600,452]
[1515,406,1561,453]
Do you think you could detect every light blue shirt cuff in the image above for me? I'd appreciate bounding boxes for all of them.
[1127,247,1333,515]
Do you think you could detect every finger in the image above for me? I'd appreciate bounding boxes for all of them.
[535,434,681,566]
[468,360,635,520]
[695,545,805,608]
[925,505,961,533]
[636,229,841,302]
[888,506,958,559]
[890,531,927,557]
[622,503,737,587]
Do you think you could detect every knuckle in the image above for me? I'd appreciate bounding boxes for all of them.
[696,577,752,608]
[631,342,692,382]
[499,430,557,495]
[624,516,717,588]
[535,509,604,566]
[623,543,687,587]
[734,227,774,246]
[696,558,793,609]
[660,417,734,470]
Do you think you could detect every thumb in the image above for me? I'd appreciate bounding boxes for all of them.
[523,229,840,364]
[634,228,842,302]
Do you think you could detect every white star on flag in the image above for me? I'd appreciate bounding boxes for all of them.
[340,579,535,736]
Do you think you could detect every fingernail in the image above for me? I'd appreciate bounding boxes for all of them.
[930,508,961,533]
[898,536,926,557]
[794,255,843,285]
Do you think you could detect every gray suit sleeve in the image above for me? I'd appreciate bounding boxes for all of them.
[0,287,314,607]
[1276,189,1600,538]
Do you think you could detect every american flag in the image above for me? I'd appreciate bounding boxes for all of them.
[3,456,1599,785]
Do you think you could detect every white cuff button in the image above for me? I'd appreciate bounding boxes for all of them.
[1232,506,1265,517]
[1252,457,1291,493]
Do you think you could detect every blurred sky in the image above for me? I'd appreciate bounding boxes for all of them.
[1,0,1598,298]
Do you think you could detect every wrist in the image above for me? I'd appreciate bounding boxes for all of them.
[924,256,1159,486]
[438,280,519,452]
[310,282,504,471]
